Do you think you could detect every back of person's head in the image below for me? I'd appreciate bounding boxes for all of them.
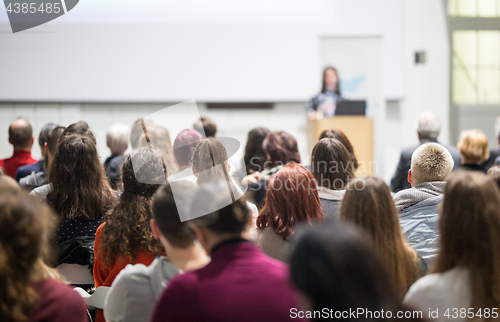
[192,138,231,185]
[410,142,454,185]
[193,116,217,138]
[190,180,251,235]
[98,148,166,268]
[435,171,500,309]
[244,127,270,174]
[457,129,490,163]
[262,131,301,168]
[8,118,33,150]
[49,134,114,220]
[311,138,354,190]
[318,129,358,170]
[488,166,500,191]
[38,123,58,151]
[495,116,500,144]
[61,121,96,143]
[46,126,65,157]
[257,163,324,240]
[417,112,441,140]
[0,173,20,195]
[106,123,129,156]
[129,118,154,150]
[0,192,55,322]
[138,125,176,175]
[152,181,197,248]
[173,129,203,168]
[291,224,407,322]
[340,176,418,296]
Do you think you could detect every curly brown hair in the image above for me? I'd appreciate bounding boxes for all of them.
[98,148,166,268]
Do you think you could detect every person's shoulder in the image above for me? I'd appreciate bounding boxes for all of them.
[33,279,87,312]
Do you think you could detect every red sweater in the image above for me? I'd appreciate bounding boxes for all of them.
[0,150,37,178]
[93,223,157,322]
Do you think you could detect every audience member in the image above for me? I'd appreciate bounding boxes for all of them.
[457,129,490,173]
[94,148,166,322]
[151,181,303,322]
[46,134,116,286]
[244,131,301,207]
[0,118,38,178]
[138,124,177,176]
[311,138,354,220]
[129,118,153,150]
[193,116,217,137]
[404,171,500,320]
[104,123,129,189]
[290,224,420,322]
[0,171,21,195]
[391,112,461,192]
[19,126,65,190]
[0,192,87,322]
[318,129,358,171]
[168,129,203,183]
[340,176,425,297]
[252,163,324,262]
[244,127,270,174]
[104,181,209,322]
[191,137,258,220]
[15,122,57,182]
[395,143,454,264]
[485,116,500,168]
[487,165,500,190]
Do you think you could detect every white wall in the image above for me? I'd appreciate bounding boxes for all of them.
[0,0,453,182]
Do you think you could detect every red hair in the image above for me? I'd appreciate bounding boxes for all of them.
[257,163,324,240]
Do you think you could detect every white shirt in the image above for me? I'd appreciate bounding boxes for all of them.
[104,257,181,322]
[404,267,472,322]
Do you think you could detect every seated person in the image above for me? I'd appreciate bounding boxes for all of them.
[310,138,354,221]
[457,129,490,173]
[94,148,166,322]
[20,126,65,190]
[394,143,454,264]
[168,129,203,183]
[488,165,500,190]
[391,112,460,192]
[104,123,129,189]
[151,181,303,322]
[104,181,209,322]
[0,118,38,178]
[15,122,57,182]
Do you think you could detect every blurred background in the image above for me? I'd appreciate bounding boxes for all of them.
[0,0,499,182]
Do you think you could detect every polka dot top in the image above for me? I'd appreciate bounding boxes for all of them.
[56,215,105,243]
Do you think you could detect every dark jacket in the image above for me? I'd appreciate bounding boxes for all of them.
[151,239,303,322]
[390,139,461,192]
[15,159,43,182]
[104,154,126,189]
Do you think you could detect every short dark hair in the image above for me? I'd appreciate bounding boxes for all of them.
[262,131,301,168]
[151,182,197,248]
[46,126,65,155]
[193,116,217,138]
[61,121,96,144]
[8,119,32,148]
[38,123,58,149]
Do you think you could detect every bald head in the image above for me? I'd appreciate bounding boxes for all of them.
[8,118,33,150]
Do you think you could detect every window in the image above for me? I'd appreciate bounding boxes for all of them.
[449,0,500,104]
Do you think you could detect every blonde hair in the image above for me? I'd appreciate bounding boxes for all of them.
[411,143,454,185]
[457,130,489,163]
[0,174,20,195]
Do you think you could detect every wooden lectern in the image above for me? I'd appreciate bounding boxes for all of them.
[307,116,374,176]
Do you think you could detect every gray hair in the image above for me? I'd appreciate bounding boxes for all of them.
[495,117,500,139]
[106,123,129,155]
[417,112,441,140]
